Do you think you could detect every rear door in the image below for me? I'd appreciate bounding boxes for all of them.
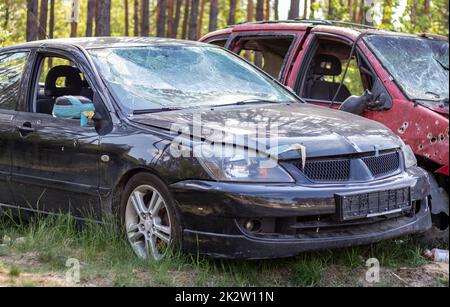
[10,48,102,218]
[0,50,30,207]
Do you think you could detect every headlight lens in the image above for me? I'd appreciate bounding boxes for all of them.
[401,143,417,169]
[194,144,294,182]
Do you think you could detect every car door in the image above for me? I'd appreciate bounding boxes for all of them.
[292,32,393,113]
[10,49,102,218]
[0,51,30,208]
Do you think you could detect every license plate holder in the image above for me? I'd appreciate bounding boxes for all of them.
[335,187,412,221]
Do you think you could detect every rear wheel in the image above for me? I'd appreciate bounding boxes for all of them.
[120,173,181,260]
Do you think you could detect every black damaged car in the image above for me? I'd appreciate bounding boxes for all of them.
[0,38,431,260]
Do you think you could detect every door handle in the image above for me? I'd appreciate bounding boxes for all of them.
[16,122,35,136]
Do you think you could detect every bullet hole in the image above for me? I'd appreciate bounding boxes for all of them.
[427,132,437,144]
[439,133,445,142]
[418,144,424,150]
[398,122,409,134]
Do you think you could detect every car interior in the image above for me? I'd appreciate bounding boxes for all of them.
[299,38,367,103]
[34,56,94,115]
[236,37,294,79]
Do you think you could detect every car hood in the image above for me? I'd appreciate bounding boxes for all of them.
[131,103,402,158]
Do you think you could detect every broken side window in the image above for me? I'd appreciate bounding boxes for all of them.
[235,36,295,79]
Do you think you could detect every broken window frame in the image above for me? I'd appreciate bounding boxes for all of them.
[230,32,300,81]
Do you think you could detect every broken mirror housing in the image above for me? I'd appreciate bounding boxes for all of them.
[52,95,95,126]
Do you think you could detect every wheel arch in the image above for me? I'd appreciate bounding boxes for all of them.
[111,167,167,216]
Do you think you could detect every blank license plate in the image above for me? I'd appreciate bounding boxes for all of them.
[335,187,412,221]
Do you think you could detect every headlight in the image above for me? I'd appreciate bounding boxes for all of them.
[194,144,294,183]
[401,143,417,169]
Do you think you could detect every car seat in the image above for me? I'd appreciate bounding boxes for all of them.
[36,65,83,114]
[308,54,351,102]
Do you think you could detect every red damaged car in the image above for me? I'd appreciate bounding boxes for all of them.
[201,19,449,242]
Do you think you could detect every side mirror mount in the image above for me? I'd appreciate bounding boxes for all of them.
[339,89,374,115]
[52,96,96,127]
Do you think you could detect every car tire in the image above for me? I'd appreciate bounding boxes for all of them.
[119,172,182,260]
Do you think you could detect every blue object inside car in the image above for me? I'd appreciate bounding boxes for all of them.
[52,95,95,126]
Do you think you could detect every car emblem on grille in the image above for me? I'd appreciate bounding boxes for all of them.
[374,144,380,157]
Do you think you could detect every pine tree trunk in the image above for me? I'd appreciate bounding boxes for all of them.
[359,0,365,24]
[182,0,190,39]
[38,0,48,40]
[424,0,430,14]
[71,22,78,37]
[327,0,333,19]
[228,0,237,25]
[49,0,55,38]
[95,0,111,36]
[188,0,199,40]
[265,0,270,19]
[173,0,183,37]
[303,0,308,19]
[167,0,174,37]
[125,0,130,36]
[352,0,358,22]
[273,0,279,20]
[157,0,167,37]
[134,0,140,36]
[247,0,254,21]
[26,0,39,41]
[256,0,264,21]
[86,0,95,37]
[209,0,219,31]
[197,0,205,38]
[288,0,300,19]
[141,0,149,36]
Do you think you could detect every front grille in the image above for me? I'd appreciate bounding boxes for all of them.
[294,159,351,181]
[292,150,400,182]
[362,152,400,177]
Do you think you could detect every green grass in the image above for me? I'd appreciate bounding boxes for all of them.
[0,213,446,287]
[9,265,21,277]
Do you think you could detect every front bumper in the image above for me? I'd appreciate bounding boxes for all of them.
[170,166,432,259]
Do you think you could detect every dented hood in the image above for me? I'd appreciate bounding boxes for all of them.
[132,103,402,158]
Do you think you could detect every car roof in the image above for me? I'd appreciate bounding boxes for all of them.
[201,19,448,42]
[1,37,213,52]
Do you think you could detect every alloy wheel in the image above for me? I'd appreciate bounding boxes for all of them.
[125,185,172,260]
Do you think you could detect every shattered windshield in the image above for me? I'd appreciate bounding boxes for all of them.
[365,35,449,102]
[89,46,295,112]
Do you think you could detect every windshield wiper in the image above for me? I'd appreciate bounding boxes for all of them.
[132,107,184,115]
[211,99,288,108]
